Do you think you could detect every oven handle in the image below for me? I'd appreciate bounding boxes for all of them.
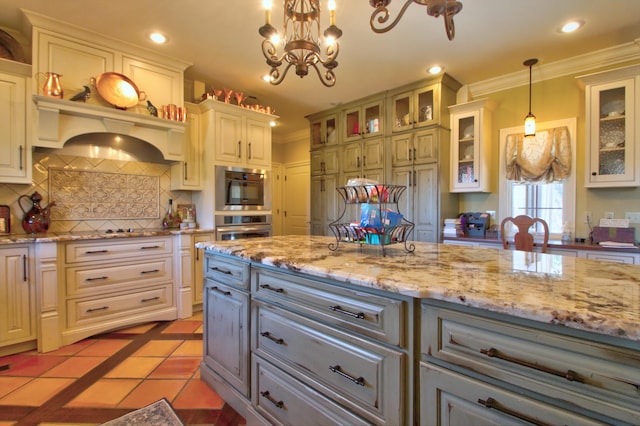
[216,226,272,233]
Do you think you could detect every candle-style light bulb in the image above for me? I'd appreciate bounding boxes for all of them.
[328,0,336,26]
[263,0,272,25]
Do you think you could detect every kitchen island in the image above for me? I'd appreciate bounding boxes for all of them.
[198,235,639,425]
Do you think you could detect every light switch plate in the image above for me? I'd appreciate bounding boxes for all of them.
[625,212,640,223]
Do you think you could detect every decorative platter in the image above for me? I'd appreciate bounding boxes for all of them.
[0,29,25,62]
[91,72,146,109]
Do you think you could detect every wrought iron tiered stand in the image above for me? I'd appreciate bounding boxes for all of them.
[328,184,415,256]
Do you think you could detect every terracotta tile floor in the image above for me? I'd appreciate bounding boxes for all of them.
[0,312,245,425]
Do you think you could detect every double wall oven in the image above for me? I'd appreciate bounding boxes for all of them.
[214,165,272,240]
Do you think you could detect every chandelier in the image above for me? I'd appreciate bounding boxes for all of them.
[368,0,463,40]
[259,0,342,87]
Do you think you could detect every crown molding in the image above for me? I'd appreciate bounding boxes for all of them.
[468,39,640,98]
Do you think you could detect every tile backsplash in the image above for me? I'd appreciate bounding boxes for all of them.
[0,151,191,234]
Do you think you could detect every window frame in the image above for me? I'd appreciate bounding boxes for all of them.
[498,118,577,241]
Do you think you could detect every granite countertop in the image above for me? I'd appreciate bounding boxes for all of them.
[443,235,640,252]
[0,228,214,244]
[197,235,640,343]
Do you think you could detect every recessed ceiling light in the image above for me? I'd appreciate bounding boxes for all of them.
[560,20,584,33]
[269,121,277,127]
[148,32,167,44]
[428,65,443,75]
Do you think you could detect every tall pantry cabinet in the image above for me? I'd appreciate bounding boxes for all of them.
[308,74,461,243]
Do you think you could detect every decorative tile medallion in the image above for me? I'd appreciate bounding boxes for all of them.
[49,168,160,220]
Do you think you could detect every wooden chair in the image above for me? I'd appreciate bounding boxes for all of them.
[500,215,549,253]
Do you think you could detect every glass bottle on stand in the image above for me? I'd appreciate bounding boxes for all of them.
[162,198,181,229]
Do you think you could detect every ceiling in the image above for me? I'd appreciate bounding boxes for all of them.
[1,0,640,140]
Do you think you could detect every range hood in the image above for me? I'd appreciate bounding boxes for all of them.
[33,95,187,162]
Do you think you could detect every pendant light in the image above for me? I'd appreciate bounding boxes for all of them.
[523,58,538,137]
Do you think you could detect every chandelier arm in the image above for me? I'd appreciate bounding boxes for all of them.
[309,61,336,87]
[370,0,415,33]
[270,62,295,85]
[444,9,456,41]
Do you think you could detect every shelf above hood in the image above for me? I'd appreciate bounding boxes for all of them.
[33,95,187,162]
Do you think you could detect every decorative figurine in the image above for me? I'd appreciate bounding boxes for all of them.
[146,100,158,117]
[70,85,91,102]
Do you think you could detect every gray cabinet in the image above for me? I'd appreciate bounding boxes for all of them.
[202,254,250,397]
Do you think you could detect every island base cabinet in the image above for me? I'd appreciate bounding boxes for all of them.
[252,354,371,426]
[203,278,250,397]
[420,363,603,426]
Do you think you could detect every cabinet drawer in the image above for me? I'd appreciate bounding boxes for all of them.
[66,257,172,297]
[65,237,172,263]
[67,285,173,328]
[422,304,640,424]
[420,363,603,426]
[253,355,371,426]
[204,254,250,289]
[254,302,404,425]
[253,268,405,346]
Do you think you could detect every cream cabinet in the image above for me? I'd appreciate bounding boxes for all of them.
[310,173,341,236]
[174,232,213,318]
[0,245,35,356]
[61,237,177,346]
[392,163,439,242]
[310,146,340,176]
[391,128,439,166]
[579,64,640,187]
[0,60,31,184]
[449,98,494,192]
[341,137,385,180]
[214,110,272,168]
[171,103,203,190]
[342,97,384,142]
[30,18,189,111]
[309,112,338,148]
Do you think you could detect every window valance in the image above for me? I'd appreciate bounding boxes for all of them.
[504,126,572,183]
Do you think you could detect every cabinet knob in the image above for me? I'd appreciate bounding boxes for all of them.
[591,172,597,176]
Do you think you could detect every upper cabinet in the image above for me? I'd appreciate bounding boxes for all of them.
[0,59,31,184]
[342,97,384,142]
[310,113,338,148]
[578,65,640,188]
[171,103,203,190]
[449,99,494,192]
[27,11,189,112]
[388,75,460,133]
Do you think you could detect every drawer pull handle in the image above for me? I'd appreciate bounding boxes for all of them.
[85,250,108,254]
[260,391,284,409]
[141,296,160,303]
[260,284,284,293]
[478,397,552,426]
[212,287,232,296]
[329,365,365,386]
[480,347,585,383]
[141,269,160,274]
[87,306,108,313]
[209,266,232,275]
[328,305,365,319]
[260,331,284,345]
[141,245,161,250]
[86,276,108,282]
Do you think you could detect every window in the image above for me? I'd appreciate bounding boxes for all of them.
[499,118,576,240]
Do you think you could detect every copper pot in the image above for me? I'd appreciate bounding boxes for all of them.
[90,72,147,110]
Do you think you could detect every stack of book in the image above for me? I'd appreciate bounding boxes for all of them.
[443,218,462,237]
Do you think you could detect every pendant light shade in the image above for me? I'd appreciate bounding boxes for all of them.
[524,58,538,137]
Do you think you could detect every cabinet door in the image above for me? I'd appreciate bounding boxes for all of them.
[414,164,438,242]
[122,56,182,109]
[391,91,413,132]
[413,128,438,164]
[0,246,33,346]
[215,111,243,164]
[342,142,362,172]
[451,113,480,191]
[203,279,250,396]
[586,78,637,187]
[391,133,413,167]
[362,137,384,170]
[343,105,363,142]
[310,114,337,147]
[246,118,271,168]
[0,71,30,183]
[171,106,202,189]
[193,233,212,305]
[413,84,437,128]
[391,167,413,229]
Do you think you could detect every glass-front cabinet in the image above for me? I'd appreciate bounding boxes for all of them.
[342,98,384,142]
[579,65,640,187]
[449,99,493,192]
[310,113,338,148]
[390,84,438,132]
